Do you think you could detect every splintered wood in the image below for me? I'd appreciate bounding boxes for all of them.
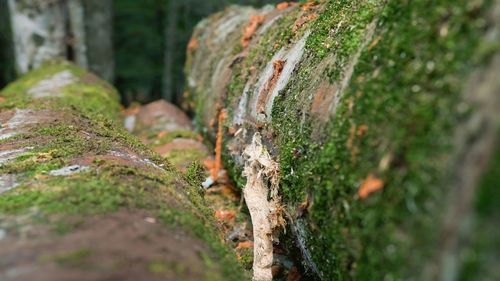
[242,133,285,281]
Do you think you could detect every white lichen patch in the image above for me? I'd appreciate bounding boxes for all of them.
[0,147,34,166]
[27,70,76,98]
[108,151,163,171]
[49,165,90,176]
[0,109,40,140]
[123,115,136,133]
[242,133,285,281]
[248,31,310,119]
[257,14,283,36]
[0,174,19,194]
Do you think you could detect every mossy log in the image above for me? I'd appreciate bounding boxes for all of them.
[185,1,500,280]
[0,61,247,281]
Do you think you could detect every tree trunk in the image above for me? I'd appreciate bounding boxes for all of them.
[162,0,178,102]
[7,0,113,83]
[67,0,88,69]
[7,0,67,74]
[185,1,500,280]
[0,61,247,281]
[82,0,114,83]
[0,0,15,89]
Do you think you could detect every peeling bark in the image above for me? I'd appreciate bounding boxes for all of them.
[242,133,283,281]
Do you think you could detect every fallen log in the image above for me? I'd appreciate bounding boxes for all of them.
[185,1,500,280]
[0,61,247,281]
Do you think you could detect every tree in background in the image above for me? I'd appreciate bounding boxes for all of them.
[4,0,113,82]
[114,0,279,105]
[0,0,15,90]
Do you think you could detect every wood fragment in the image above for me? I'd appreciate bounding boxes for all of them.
[242,133,284,281]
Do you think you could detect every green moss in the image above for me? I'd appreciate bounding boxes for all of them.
[238,248,254,269]
[264,0,496,279]
[149,260,187,275]
[167,148,208,167]
[183,161,207,192]
[1,61,121,120]
[146,130,200,149]
[39,248,94,268]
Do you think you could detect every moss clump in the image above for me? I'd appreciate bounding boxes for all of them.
[0,60,121,120]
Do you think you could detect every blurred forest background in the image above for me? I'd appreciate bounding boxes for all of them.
[0,0,279,106]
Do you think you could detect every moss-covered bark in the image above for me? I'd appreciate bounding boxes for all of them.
[185,1,500,280]
[0,61,247,281]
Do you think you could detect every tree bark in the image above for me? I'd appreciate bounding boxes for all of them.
[7,0,113,83]
[0,61,246,281]
[82,0,114,83]
[162,0,178,102]
[185,1,500,280]
[7,0,67,74]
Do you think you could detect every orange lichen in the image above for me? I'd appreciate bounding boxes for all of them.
[301,1,318,11]
[213,110,227,180]
[292,13,317,33]
[236,241,254,249]
[241,14,265,48]
[357,124,368,136]
[157,131,168,139]
[256,60,286,114]
[203,157,216,169]
[276,2,297,10]
[215,208,236,224]
[358,173,384,199]
[368,36,381,50]
[187,38,198,53]
[123,104,140,115]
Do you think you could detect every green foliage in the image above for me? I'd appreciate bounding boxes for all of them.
[0,0,15,89]
[114,0,280,104]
